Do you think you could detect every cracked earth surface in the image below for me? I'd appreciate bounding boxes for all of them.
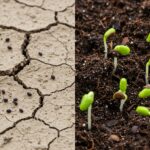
[0,0,75,149]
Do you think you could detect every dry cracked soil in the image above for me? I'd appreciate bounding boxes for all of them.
[0,0,75,150]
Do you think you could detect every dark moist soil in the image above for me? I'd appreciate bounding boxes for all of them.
[76,0,150,149]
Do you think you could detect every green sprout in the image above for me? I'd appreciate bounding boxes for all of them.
[145,59,150,85]
[80,91,94,130]
[138,88,150,98]
[113,45,130,73]
[136,106,150,116]
[113,78,128,112]
[146,33,150,42]
[103,28,116,59]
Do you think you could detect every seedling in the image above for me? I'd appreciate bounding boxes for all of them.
[113,45,130,73]
[136,106,150,116]
[80,91,94,130]
[145,59,150,85]
[146,33,150,42]
[138,88,150,98]
[103,28,116,59]
[113,78,128,112]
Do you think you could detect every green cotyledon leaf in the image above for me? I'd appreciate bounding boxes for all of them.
[138,88,150,98]
[136,106,150,116]
[146,33,150,42]
[79,91,94,111]
[119,78,127,93]
[103,28,116,42]
[114,45,130,56]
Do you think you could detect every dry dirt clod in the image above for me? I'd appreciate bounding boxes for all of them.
[108,134,120,142]
[131,126,139,134]
[38,52,43,56]
[2,90,5,95]
[6,109,12,114]
[27,92,32,97]
[3,98,8,103]
[13,101,18,106]
[7,46,12,50]
[19,109,24,113]
[5,38,10,43]
[51,75,55,80]
[13,98,18,102]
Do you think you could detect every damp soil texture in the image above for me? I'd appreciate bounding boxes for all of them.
[76,0,150,149]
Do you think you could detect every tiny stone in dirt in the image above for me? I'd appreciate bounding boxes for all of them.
[27,92,32,97]
[51,75,55,80]
[2,90,5,94]
[6,109,12,114]
[7,46,12,50]
[13,101,18,106]
[13,98,18,102]
[19,109,24,113]
[3,98,8,103]
[5,38,10,43]
[108,134,120,142]
[38,52,43,56]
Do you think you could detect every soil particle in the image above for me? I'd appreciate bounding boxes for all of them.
[3,98,8,103]
[27,92,32,97]
[19,109,24,113]
[13,98,18,102]
[2,90,5,95]
[6,109,12,114]
[108,134,120,142]
[38,52,43,56]
[5,38,10,43]
[13,101,18,106]
[131,125,139,134]
[7,46,12,50]
[51,75,55,80]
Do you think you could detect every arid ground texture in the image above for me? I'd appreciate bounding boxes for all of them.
[0,0,75,149]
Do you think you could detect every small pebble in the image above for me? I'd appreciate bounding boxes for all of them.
[82,123,86,127]
[27,92,32,97]
[13,101,18,106]
[7,46,12,50]
[51,75,55,80]
[13,98,18,102]
[19,109,24,113]
[3,98,8,103]
[6,109,12,114]
[38,52,43,56]
[131,126,139,134]
[5,38,10,42]
[2,90,5,94]
[108,134,120,142]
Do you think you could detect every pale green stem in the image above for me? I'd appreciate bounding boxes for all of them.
[104,40,108,59]
[88,105,92,130]
[146,62,149,85]
[113,57,118,73]
[120,99,126,112]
